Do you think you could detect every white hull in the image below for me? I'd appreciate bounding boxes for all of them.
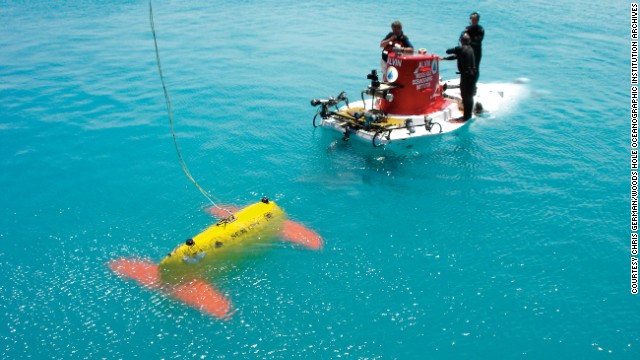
[318,78,528,146]
[320,98,465,146]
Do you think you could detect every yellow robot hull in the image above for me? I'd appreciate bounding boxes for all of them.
[159,200,286,270]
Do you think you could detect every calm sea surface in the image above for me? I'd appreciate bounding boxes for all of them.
[1,0,637,358]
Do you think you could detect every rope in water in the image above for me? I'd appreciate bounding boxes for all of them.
[148,1,233,217]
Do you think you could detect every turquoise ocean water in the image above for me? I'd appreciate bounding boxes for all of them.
[1,0,637,358]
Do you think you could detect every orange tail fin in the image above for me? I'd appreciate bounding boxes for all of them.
[280,220,324,250]
[170,279,232,319]
[109,258,161,288]
[109,258,232,318]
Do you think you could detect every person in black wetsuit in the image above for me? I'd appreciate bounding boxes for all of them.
[462,12,484,90]
[443,33,476,122]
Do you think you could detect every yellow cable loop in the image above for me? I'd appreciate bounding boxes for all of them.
[149,1,233,218]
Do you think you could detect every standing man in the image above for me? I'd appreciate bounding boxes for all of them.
[379,21,414,78]
[463,12,484,90]
[443,33,476,122]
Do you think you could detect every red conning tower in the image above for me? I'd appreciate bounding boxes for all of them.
[380,52,446,115]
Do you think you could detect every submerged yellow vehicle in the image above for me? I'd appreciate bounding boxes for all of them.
[110,197,322,318]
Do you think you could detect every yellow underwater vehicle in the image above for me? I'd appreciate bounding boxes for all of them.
[109,197,322,318]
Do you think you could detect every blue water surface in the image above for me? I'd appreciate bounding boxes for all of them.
[0,0,637,358]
